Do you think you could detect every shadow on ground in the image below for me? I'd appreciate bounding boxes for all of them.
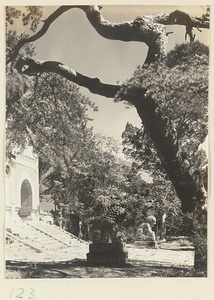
[5,259,206,279]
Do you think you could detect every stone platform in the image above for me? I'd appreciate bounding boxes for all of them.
[87,242,128,267]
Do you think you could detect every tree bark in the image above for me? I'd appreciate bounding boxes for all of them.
[131,91,206,213]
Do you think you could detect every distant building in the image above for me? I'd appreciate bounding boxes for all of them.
[5,145,40,221]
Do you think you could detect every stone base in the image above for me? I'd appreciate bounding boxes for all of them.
[87,242,128,267]
[134,240,158,248]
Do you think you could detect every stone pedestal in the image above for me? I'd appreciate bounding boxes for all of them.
[87,242,128,267]
[134,240,158,248]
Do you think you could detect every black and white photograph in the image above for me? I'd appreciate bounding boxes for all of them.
[3,1,211,286]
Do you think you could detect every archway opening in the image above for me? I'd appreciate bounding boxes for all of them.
[18,179,32,218]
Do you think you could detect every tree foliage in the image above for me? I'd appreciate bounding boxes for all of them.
[22,6,44,31]
[6,7,21,27]
[120,41,208,148]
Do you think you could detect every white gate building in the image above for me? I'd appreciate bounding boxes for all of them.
[5,146,40,222]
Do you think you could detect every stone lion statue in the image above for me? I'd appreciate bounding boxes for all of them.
[90,218,118,243]
[135,216,156,242]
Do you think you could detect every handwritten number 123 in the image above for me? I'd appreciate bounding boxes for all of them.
[10,287,35,299]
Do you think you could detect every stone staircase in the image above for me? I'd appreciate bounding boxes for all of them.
[5,220,89,263]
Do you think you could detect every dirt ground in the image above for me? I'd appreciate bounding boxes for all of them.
[5,240,206,278]
[5,259,206,279]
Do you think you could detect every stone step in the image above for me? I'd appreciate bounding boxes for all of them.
[6,240,31,247]
[6,220,88,262]
[27,221,84,241]
[7,247,40,255]
[30,240,65,247]
[5,241,39,256]
[6,246,36,253]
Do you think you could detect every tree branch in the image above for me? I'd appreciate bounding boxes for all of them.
[7,5,168,64]
[15,57,121,99]
[8,6,209,66]
[151,10,209,28]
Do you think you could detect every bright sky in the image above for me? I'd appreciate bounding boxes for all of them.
[11,5,210,149]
